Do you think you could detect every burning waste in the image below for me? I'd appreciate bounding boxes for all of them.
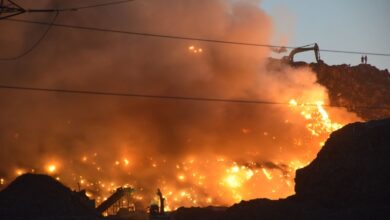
[0,0,362,213]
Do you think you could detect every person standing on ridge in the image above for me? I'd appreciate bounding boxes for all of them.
[364,55,368,64]
[361,56,364,64]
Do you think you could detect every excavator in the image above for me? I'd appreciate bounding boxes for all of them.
[282,43,323,64]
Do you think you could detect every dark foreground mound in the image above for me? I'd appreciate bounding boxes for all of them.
[173,118,390,220]
[295,118,390,207]
[0,173,99,220]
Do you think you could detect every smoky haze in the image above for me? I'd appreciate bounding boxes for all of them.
[0,0,359,208]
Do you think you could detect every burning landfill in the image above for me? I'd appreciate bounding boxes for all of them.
[1,96,358,211]
[0,0,368,216]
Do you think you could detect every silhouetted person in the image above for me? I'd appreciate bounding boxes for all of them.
[364,55,368,64]
[361,56,364,64]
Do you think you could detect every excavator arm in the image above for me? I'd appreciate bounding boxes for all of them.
[287,43,321,63]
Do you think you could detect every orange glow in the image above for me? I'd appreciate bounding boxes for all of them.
[289,99,298,106]
[261,168,272,180]
[0,96,355,211]
[188,45,204,54]
[15,169,26,176]
[224,175,241,188]
[46,164,57,174]
[289,99,343,136]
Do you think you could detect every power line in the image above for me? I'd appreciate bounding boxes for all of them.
[0,0,134,60]
[0,0,134,19]
[3,18,390,57]
[0,84,389,110]
[4,17,287,49]
[320,49,390,57]
[0,84,286,105]
[0,11,58,61]
[60,0,134,11]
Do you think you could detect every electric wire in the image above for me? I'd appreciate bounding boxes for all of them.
[3,17,390,57]
[0,84,389,110]
[0,0,134,60]
[0,0,134,14]
[58,0,134,11]
[4,17,288,49]
[0,11,58,61]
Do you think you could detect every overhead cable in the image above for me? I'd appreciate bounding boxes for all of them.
[3,17,390,57]
[0,84,389,110]
[0,11,58,60]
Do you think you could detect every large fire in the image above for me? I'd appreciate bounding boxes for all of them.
[0,0,362,213]
[1,95,356,211]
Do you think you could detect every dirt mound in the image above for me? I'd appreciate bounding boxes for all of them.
[174,206,226,220]
[295,118,390,207]
[0,173,99,220]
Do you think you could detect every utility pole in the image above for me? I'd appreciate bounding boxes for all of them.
[0,0,75,20]
[0,0,26,20]
[1,0,133,20]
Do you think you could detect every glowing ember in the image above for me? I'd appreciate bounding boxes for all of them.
[289,99,298,106]
[46,164,57,174]
[188,45,203,54]
[261,168,272,180]
[177,174,186,181]
[289,99,343,136]
[224,175,241,188]
[15,169,26,176]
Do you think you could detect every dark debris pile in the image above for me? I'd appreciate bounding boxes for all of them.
[0,173,100,220]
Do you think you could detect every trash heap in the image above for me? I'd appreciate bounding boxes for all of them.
[0,173,100,220]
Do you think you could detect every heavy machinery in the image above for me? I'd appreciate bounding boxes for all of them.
[95,187,171,220]
[149,189,170,220]
[283,43,322,64]
[96,187,135,215]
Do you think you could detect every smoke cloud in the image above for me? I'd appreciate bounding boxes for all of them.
[0,0,359,208]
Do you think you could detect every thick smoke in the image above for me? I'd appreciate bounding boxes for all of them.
[0,0,359,208]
